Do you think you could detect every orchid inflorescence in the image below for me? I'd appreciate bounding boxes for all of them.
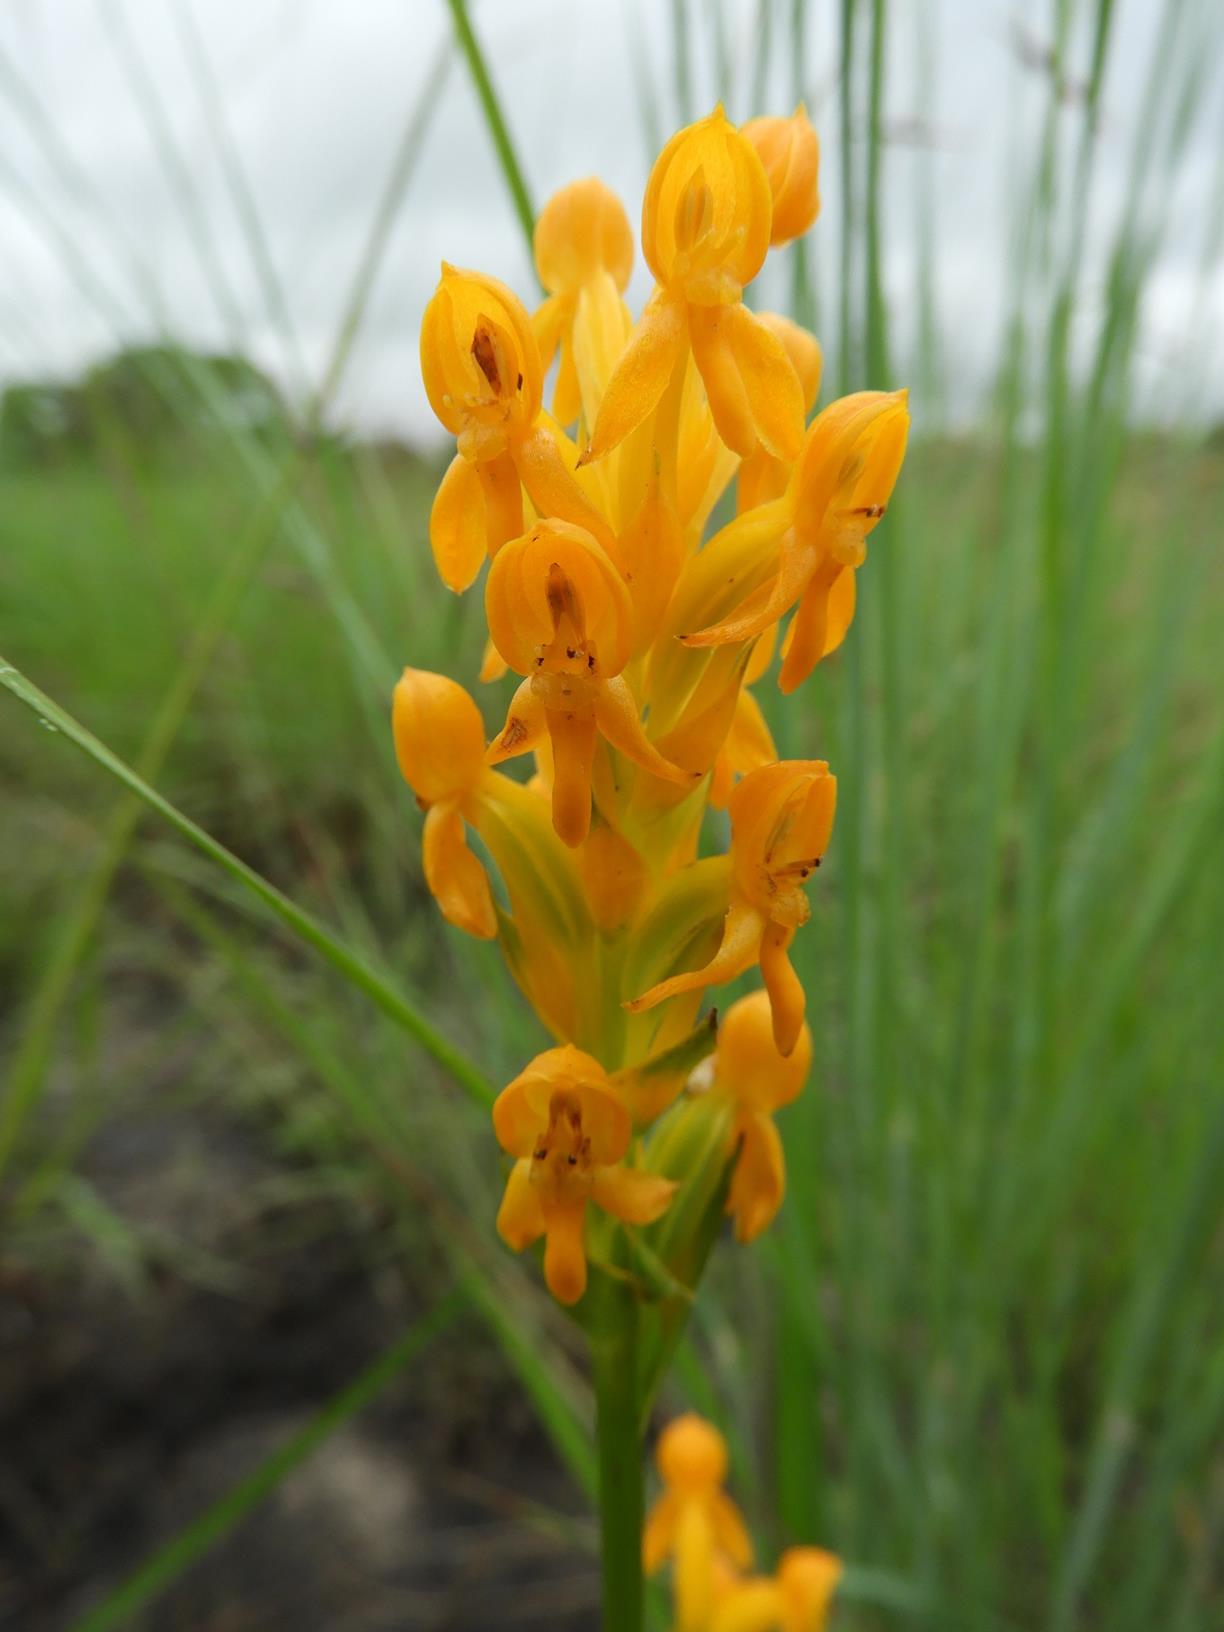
[396,102,906,1311]
[395,100,905,1611]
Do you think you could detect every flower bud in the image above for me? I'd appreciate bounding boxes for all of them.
[743,105,821,245]
[535,177,634,296]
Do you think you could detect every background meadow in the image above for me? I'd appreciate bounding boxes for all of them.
[1,2,1222,1628]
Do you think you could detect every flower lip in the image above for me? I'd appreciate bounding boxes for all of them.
[534,176,634,294]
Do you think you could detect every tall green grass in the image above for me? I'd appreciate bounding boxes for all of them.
[1,1,1222,1628]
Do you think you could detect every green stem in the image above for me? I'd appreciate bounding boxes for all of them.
[445,0,536,265]
[592,1285,645,1632]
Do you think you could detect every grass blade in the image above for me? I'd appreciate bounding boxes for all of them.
[0,41,450,1180]
[0,658,496,1111]
[445,0,536,260]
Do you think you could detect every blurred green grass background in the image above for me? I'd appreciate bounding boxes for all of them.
[2,1,1223,1629]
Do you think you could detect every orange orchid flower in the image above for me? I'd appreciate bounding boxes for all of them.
[681,389,910,692]
[643,1414,753,1631]
[627,760,836,1056]
[420,264,614,592]
[580,107,805,466]
[493,1045,676,1305]
[484,519,697,847]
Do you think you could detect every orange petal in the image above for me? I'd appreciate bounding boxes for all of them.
[778,1547,844,1629]
[716,989,812,1114]
[478,635,509,684]
[594,676,699,788]
[736,446,787,515]
[580,287,686,465]
[727,1111,786,1243]
[496,1158,546,1250]
[759,922,806,1056]
[682,534,823,650]
[493,1046,629,1164]
[553,333,582,424]
[642,1489,680,1574]
[790,388,909,556]
[511,423,617,553]
[779,564,856,693]
[757,311,823,412]
[689,303,805,462]
[642,106,772,293]
[474,448,524,555]
[393,668,488,802]
[689,305,757,459]
[487,676,547,765]
[710,1581,785,1632]
[709,749,734,809]
[589,1164,677,1225]
[743,106,821,246]
[542,1200,588,1304]
[534,177,634,295]
[429,453,487,592]
[720,304,806,460]
[710,1489,755,1569]
[656,1413,729,1490]
[626,899,765,1014]
[572,271,635,430]
[532,291,568,370]
[422,802,497,939]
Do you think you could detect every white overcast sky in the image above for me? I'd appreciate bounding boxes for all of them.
[0,0,1221,441]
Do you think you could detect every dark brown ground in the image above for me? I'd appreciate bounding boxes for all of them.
[0,1091,598,1631]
